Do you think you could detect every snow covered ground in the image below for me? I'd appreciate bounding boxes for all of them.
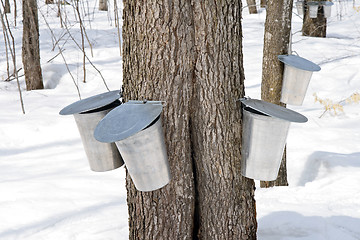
[0,1,359,239]
[243,2,360,239]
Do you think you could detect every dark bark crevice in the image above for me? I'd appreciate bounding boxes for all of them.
[189,117,200,240]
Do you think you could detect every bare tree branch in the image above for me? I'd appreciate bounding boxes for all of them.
[0,4,25,113]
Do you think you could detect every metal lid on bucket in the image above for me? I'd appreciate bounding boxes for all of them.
[307,1,319,5]
[94,101,164,143]
[278,55,321,72]
[59,90,121,115]
[321,1,334,6]
[240,98,308,123]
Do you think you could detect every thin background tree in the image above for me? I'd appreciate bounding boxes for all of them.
[22,0,44,90]
[4,0,9,13]
[261,0,294,187]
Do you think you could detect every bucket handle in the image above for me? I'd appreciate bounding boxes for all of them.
[291,51,300,56]
[237,96,251,102]
[237,97,251,114]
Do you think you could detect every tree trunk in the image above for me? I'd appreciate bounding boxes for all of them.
[22,0,43,90]
[302,0,327,37]
[260,0,293,187]
[99,0,108,11]
[261,0,267,8]
[4,0,10,13]
[246,0,258,14]
[122,0,257,239]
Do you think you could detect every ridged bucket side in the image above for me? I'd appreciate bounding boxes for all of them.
[281,65,313,105]
[241,109,290,181]
[115,117,171,192]
[74,108,124,172]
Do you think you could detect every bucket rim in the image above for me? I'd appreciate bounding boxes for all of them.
[320,1,334,6]
[243,107,290,122]
[240,98,308,123]
[59,90,121,115]
[307,1,319,6]
[94,101,163,143]
[278,55,321,72]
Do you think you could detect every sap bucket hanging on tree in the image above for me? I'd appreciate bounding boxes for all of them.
[239,98,307,181]
[278,55,321,105]
[322,1,334,18]
[308,1,319,18]
[94,100,171,192]
[59,90,124,172]
[295,0,304,16]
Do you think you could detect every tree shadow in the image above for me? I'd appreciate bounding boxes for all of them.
[0,200,126,239]
[42,63,75,89]
[258,211,360,240]
[297,151,360,186]
[0,139,80,157]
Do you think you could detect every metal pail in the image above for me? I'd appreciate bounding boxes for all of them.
[59,90,124,172]
[281,65,313,105]
[115,116,171,191]
[323,5,331,18]
[94,101,171,192]
[74,102,124,172]
[278,55,321,105]
[296,1,304,15]
[308,2,319,18]
[239,98,308,181]
[241,108,290,181]
[322,2,333,18]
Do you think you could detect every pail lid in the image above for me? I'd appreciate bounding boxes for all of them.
[59,90,121,115]
[278,55,321,72]
[240,98,308,123]
[307,1,319,6]
[94,101,163,143]
[321,1,334,6]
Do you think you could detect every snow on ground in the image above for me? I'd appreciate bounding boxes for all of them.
[0,2,128,240]
[0,1,359,239]
[243,2,360,239]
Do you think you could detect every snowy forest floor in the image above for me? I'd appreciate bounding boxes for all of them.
[1,0,360,239]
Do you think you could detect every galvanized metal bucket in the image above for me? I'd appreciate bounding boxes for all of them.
[240,99,307,181]
[59,90,124,172]
[94,101,171,192]
[278,55,321,105]
[308,2,319,18]
[295,1,304,15]
[322,1,334,18]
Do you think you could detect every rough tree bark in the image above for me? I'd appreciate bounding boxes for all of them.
[261,0,267,8]
[261,0,293,188]
[122,0,257,239]
[302,0,327,37]
[4,0,10,13]
[99,0,108,11]
[246,0,258,14]
[22,0,43,90]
